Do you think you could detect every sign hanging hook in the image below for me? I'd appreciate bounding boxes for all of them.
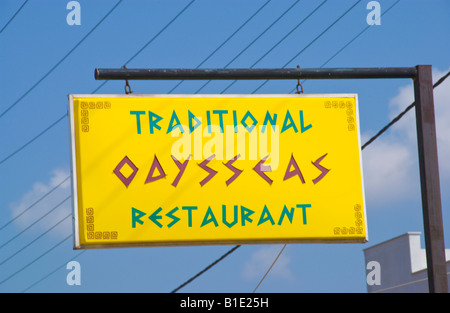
[296,65,303,94]
[123,65,132,94]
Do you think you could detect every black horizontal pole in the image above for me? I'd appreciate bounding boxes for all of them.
[95,67,417,81]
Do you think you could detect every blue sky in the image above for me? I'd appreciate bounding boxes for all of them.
[0,0,449,293]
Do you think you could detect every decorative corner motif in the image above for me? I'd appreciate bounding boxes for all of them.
[324,100,356,131]
[85,207,118,241]
[333,203,364,236]
[79,101,111,133]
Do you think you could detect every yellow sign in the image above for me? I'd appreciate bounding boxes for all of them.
[68,94,367,249]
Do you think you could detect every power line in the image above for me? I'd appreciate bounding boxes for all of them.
[171,245,241,293]
[318,0,400,70]
[169,0,272,93]
[22,250,86,293]
[287,0,401,94]
[123,0,195,67]
[195,0,302,94]
[0,178,71,285]
[0,193,72,289]
[285,0,361,67]
[361,69,450,150]
[0,0,124,119]
[0,214,71,266]
[0,113,66,166]
[95,0,195,93]
[0,175,70,231]
[221,0,329,94]
[0,0,195,167]
[253,244,287,293]
[252,0,361,93]
[0,234,71,285]
[0,0,29,35]
[0,195,71,250]
[0,1,195,168]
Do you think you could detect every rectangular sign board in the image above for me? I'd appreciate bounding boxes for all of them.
[68,94,367,249]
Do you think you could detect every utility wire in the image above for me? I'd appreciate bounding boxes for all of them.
[171,245,241,293]
[0,214,71,266]
[0,0,117,166]
[0,0,124,119]
[361,69,450,150]
[92,0,195,94]
[94,0,195,93]
[221,0,328,94]
[287,0,401,94]
[0,0,195,167]
[252,0,361,93]
[253,244,287,293]
[0,114,66,166]
[0,234,71,285]
[123,0,195,67]
[285,0,361,67]
[0,0,29,35]
[0,197,71,288]
[195,0,302,94]
[22,250,86,293]
[169,0,272,93]
[0,195,71,250]
[0,175,70,231]
[318,0,400,70]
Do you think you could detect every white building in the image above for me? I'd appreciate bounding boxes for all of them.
[363,232,450,293]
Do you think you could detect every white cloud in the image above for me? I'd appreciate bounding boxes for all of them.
[362,66,450,207]
[8,168,72,236]
[362,138,419,206]
[241,245,292,282]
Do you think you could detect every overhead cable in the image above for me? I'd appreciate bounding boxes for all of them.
[0,0,124,119]
[0,0,29,35]
[195,0,302,94]
[169,0,272,93]
[251,0,361,93]
[0,0,196,166]
[221,0,329,93]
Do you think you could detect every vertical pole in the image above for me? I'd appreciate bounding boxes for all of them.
[414,65,448,293]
